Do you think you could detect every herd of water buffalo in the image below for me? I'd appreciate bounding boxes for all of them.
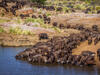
[16,24,100,67]
[0,0,100,16]
[0,0,26,15]
[1,0,100,67]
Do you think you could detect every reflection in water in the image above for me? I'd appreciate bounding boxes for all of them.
[0,46,100,75]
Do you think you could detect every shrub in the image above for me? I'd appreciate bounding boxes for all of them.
[0,19,10,23]
[52,27,61,33]
[9,27,22,34]
[31,0,47,5]
[0,27,4,33]
[74,4,86,10]
[96,6,100,10]
[22,30,34,35]
[9,27,34,35]
[25,18,35,23]
[25,18,44,24]
[46,13,51,17]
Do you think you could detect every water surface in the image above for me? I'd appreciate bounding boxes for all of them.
[0,46,100,75]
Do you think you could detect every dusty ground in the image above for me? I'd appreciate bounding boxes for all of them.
[51,13,100,28]
[72,40,100,66]
[0,28,80,46]
[0,33,38,46]
[50,13,100,66]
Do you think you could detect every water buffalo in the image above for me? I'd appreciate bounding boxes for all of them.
[97,48,100,60]
[92,25,98,32]
[53,22,58,27]
[39,33,48,40]
[81,51,95,56]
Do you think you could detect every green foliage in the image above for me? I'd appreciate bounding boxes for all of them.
[9,27,34,35]
[31,0,47,5]
[22,30,34,35]
[0,27,4,33]
[46,13,51,17]
[25,18,35,23]
[9,27,22,34]
[0,19,10,23]
[25,18,44,24]
[52,27,61,33]
[15,18,22,24]
[63,7,70,13]
[96,6,100,10]
[1,13,4,17]
[74,4,86,10]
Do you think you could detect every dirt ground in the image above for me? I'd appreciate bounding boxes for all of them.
[0,33,38,46]
[0,28,80,46]
[51,13,100,28]
[72,40,100,66]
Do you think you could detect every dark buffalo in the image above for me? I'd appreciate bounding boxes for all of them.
[39,33,48,40]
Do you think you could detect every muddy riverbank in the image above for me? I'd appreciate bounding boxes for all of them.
[0,46,100,75]
[0,33,38,46]
[15,24,100,67]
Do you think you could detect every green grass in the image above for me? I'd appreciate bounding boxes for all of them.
[25,18,35,23]
[25,18,44,24]
[1,13,5,17]
[0,19,10,23]
[24,17,61,33]
[9,27,34,35]
[0,27,5,33]
[52,27,61,33]
[46,13,52,17]
[74,4,86,10]
[15,17,22,24]
[63,7,70,13]
[96,6,100,10]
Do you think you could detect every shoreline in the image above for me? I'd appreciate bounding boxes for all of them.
[0,33,39,47]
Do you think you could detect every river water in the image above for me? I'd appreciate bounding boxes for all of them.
[0,46,100,75]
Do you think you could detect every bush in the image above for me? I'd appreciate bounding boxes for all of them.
[96,6,100,10]
[31,0,47,5]
[25,18,35,23]
[0,19,10,23]
[9,27,22,34]
[25,18,44,24]
[9,27,34,35]
[74,4,86,10]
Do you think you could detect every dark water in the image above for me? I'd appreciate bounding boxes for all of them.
[0,47,100,75]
